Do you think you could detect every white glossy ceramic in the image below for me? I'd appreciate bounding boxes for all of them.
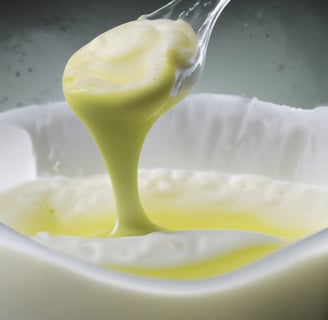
[0,93,327,320]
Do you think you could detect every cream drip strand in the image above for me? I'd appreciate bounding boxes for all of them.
[63,18,198,236]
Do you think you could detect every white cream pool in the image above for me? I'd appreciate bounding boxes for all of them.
[0,93,328,319]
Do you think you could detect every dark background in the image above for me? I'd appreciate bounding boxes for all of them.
[1,0,328,111]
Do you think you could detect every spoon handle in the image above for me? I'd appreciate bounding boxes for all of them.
[146,0,231,41]
[145,0,231,69]
[144,0,231,96]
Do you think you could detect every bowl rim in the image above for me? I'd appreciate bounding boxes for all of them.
[1,223,328,294]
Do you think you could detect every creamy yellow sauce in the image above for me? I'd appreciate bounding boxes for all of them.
[3,170,324,280]
[63,18,198,237]
[15,203,302,240]
[10,206,298,239]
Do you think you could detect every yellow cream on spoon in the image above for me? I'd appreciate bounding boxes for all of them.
[63,18,198,237]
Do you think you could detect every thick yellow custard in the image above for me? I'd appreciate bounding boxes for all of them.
[63,18,198,236]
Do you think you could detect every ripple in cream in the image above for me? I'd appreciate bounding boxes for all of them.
[1,168,328,279]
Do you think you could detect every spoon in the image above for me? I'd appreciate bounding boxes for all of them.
[144,0,232,95]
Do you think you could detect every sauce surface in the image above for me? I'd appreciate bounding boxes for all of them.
[3,168,325,280]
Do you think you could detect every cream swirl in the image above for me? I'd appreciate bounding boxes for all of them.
[63,19,198,120]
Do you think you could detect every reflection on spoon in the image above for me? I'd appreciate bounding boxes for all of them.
[145,0,232,95]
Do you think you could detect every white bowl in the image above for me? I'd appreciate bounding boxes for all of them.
[0,93,328,320]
